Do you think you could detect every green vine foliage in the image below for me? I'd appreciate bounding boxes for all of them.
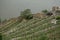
[0,33,2,40]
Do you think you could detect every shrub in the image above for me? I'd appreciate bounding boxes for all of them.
[42,9,48,13]
[40,36,49,40]
[46,12,53,16]
[20,9,33,20]
[56,16,60,20]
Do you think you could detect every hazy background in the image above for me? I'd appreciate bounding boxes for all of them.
[0,0,60,20]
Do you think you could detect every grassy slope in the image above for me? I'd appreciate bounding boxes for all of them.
[1,17,60,40]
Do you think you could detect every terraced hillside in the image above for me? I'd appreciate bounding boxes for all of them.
[0,16,60,40]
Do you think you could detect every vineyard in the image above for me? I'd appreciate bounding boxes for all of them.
[0,16,60,40]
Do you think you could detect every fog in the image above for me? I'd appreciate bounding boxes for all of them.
[0,0,60,20]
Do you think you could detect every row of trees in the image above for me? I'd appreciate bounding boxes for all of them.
[0,9,60,23]
[0,9,50,23]
[20,9,60,20]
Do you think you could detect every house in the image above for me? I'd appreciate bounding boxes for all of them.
[52,6,60,16]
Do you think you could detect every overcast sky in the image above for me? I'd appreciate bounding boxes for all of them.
[0,0,60,20]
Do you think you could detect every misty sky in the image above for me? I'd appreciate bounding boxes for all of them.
[0,0,60,20]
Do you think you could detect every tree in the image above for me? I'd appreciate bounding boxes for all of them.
[20,9,33,20]
[42,9,48,13]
